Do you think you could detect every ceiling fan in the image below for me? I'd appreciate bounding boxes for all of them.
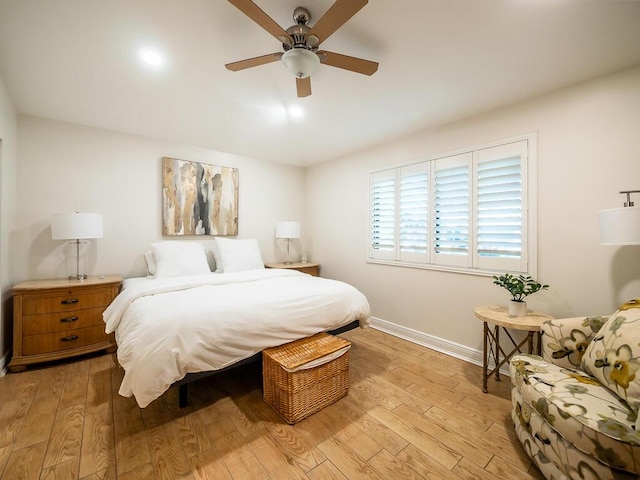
[225,0,379,97]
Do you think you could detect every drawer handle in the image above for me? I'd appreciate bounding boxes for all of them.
[61,299,79,305]
[60,335,79,342]
[60,316,79,323]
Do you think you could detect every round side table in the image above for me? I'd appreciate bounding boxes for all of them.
[474,305,553,393]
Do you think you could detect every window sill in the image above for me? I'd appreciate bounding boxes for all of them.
[366,258,520,277]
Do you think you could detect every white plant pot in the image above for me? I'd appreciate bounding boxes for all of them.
[509,300,527,317]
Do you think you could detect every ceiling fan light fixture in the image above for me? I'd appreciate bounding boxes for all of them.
[282,48,320,79]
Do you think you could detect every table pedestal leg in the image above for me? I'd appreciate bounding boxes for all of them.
[482,322,488,393]
[494,325,500,382]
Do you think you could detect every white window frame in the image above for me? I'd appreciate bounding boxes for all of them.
[368,133,537,277]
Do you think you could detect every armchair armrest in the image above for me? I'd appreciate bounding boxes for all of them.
[540,316,608,369]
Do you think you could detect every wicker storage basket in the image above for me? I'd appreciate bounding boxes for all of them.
[262,332,351,424]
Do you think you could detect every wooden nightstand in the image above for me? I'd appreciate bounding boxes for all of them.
[265,262,320,277]
[8,275,122,372]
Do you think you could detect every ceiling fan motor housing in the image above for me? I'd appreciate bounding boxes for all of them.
[285,24,312,50]
[282,7,319,51]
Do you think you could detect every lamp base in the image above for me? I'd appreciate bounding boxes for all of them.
[68,274,88,281]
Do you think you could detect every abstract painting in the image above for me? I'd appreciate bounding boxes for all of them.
[162,157,239,236]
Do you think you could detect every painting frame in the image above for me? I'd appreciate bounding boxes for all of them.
[162,157,239,236]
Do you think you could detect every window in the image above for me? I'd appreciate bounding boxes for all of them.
[368,135,535,275]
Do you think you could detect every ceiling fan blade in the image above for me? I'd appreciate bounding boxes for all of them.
[308,0,368,44]
[296,77,312,97]
[318,50,378,75]
[227,0,293,44]
[225,52,283,71]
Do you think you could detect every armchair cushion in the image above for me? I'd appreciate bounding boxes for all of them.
[581,299,640,417]
[541,316,607,369]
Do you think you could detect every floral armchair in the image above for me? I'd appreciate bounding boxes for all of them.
[509,299,640,480]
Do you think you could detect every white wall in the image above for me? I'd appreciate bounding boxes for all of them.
[0,74,17,365]
[13,116,305,282]
[305,65,640,352]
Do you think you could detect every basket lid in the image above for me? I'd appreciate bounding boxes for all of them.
[263,332,351,370]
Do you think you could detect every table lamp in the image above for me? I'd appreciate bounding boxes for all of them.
[275,221,300,264]
[52,212,103,280]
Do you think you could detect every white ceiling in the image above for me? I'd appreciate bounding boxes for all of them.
[1,1,639,166]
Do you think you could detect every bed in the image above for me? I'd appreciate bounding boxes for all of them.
[103,264,371,408]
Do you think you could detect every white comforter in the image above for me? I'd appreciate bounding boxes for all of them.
[103,269,370,407]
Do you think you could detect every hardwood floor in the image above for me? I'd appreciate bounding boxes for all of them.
[0,327,544,480]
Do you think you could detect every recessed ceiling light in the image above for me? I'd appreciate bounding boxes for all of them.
[139,48,163,67]
[288,105,304,120]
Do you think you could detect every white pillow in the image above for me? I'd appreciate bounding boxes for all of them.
[215,238,265,273]
[144,250,157,276]
[147,242,219,275]
[202,240,222,273]
[151,241,211,277]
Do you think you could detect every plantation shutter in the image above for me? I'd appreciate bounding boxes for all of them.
[434,153,471,267]
[474,141,528,272]
[370,169,396,260]
[368,134,534,274]
[399,162,429,263]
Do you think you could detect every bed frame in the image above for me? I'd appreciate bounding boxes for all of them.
[174,319,360,407]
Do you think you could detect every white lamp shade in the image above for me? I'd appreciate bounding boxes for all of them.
[281,48,320,79]
[275,221,300,239]
[598,207,640,245]
[52,213,103,240]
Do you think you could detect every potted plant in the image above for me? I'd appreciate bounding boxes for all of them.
[493,273,549,317]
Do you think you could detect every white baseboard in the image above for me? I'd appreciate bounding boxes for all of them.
[368,316,510,375]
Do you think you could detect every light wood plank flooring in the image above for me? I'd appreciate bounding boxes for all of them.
[0,327,544,480]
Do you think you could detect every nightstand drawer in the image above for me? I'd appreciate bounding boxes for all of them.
[22,306,106,335]
[22,290,113,315]
[23,325,111,355]
[295,266,319,276]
